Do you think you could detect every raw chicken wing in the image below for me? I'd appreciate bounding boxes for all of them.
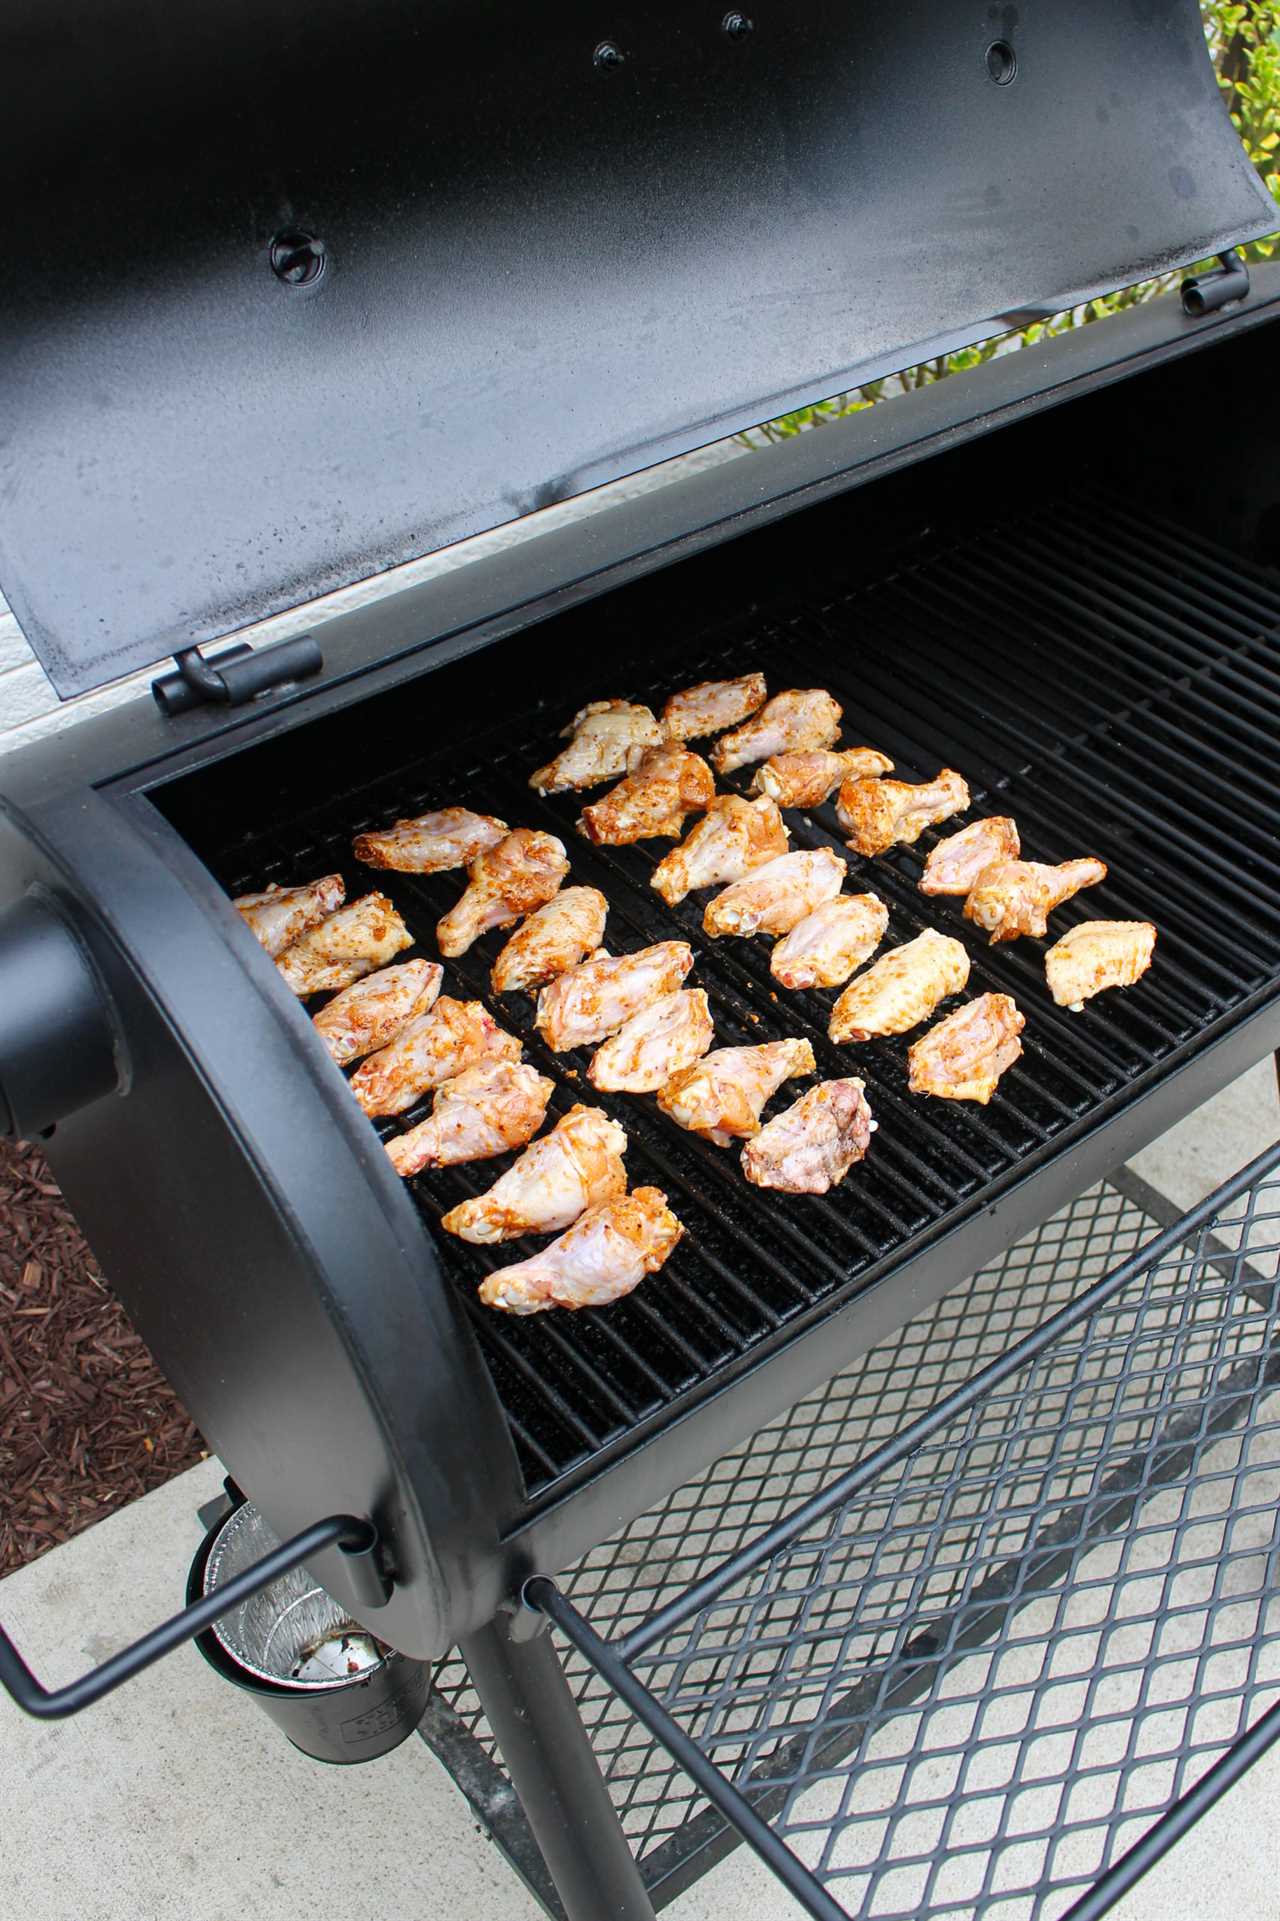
[349,997,520,1117]
[741,1080,875,1194]
[771,895,889,991]
[658,1038,815,1146]
[277,894,413,996]
[531,700,664,793]
[588,989,714,1094]
[312,960,443,1066]
[964,857,1106,944]
[536,942,694,1052]
[492,887,608,994]
[479,1187,683,1314]
[711,689,843,775]
[908,993,1025,1103]
[437,828,569,957]
[750,747,894,810]
[353,807,509,874]
[386,1061,553,1177]
[235,874,345,958]
[703,848,845,940]
[650,794,789,906]
[829,929,969,1042]
[837,769,970,857]
[920,817,1020,896]
[442,1106,628,1243]
[662,672,768,741]
[1045,920,1157,1011]
[578,744,715,845]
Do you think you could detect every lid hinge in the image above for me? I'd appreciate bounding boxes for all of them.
[152,635,323,717]
[1180,249,1251,318]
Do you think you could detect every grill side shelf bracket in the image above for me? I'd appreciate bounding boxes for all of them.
[152,638,323,716]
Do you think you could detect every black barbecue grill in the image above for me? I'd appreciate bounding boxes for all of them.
[1,1,1278,1914]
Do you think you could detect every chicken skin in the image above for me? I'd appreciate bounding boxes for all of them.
[349,997,520,1117]
[479,1187,683,1314]
[829,929,970,1042]
[749,747,894,811]
[536,942,694,1052]
[491,886,609,994]
[711,689,843,775]
[277,894,414,996]
[770,894,889,991]
[919,817,1020,897]
[312,960,443,1066]
[531,700,664,793]
[353,807,509,874]
[1045,920,1157,1011]
[437,828,569,958]
[907,992,1025,1104]
[442,1106,628,1243]
[386,1061,554,1177]
[235,874,346,959]
[703,848,846,940]
[837,769,970,857]
[662,672,768,742]
[578,744,715,845]
[741,1079,875,1194]
[650,794,789,907]
[964,857,1106,944]
[658,1038,815,1146]
[588,989,714,1094]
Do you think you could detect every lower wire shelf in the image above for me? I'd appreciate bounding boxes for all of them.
[421,1146,1280,1920]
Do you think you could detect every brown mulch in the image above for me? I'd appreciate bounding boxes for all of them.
[0,1138,206,1579]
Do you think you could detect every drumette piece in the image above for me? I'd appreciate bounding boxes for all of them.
[277,894,413,996]
[907,993,1025,1104]
[588,989,714,1094]
[829,930,969,1042]
[437,828,569,958]
[536,942,694,1052]
[770,895,889,991]
[442,1106,628,1243]
[741,1079,875,1195]
[491,887,609,994]
[703,848,845,940]
[919,817,1020,897]
[662,672,768,741]
[711,689,843,775]
[837,769,970,857]
[386,1061,554,1177]
[749,747,894,810]
[235,874,346,958]
[964,857,1106,944]
[650,794,789,907]
[349,997,520,1117]
[479,1187,684,1314]
[1045,920,1157,1011]
[312,960,443,1066]
[353,807,509,874]
[578,744,715,845]
[658,1038,815,1146]
[530,700,664,793]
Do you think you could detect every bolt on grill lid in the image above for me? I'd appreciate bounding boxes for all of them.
[0,0,1274,699]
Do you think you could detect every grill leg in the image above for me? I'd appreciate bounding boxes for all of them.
[460,1609,657,1921]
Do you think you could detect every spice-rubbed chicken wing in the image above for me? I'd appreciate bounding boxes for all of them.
[531,700,664,793]
[578,744,715,845]
[703,848,845,940]
[749,747,894,811]
[353,807,509,874]
[312,960,443,1066]
[277,894,414,996]
[479,1186,683,1314]
[829,929,969,1042]
[711,689,843,775]
[491,886,608,994]
[437,828,569,958]
[741,1079,875,1194]
[1045,920,1157,1011]
[442,1106,628,1243]
[770,894,888,990]
[662,672,768,742]
[658,1038,815,1146]
[650,794,789,907]
[964,857,1106,944]
[235,874,346,958]
[919,817,1020,896]
[588,989,714,1094]
[536,942,694,1052]
[837,769,970,857]
[908,992,1025,1104]
[349,997,520,1117]
[386,1061,553,1177]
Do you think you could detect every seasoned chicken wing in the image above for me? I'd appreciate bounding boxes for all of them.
[650,794,789,907]
[703,848,846,940]
[741,1079,875,1194]
[908,992,1025,1103]
[437,828,570,958]
[536,942,694,1052]
[352,807,509,874]
[711,689,843,775]
[491,887,609,994]
[531,700,664,793]
[479,1187,683,1314]
[919,817,1020,896]
[442,1106,628,1243]
[829,929,969,1042]
[277,894,414,996]
[662,672,768,741]
[749,747,894,810]
[658,1038,815,1146]
[964,857,1106,944]
[588,989,714,1094]
[312,960,443,1066]
[235,874,346,959]
[386,1061,553,1177]
[770,895,889,991]
[1045,920,1157,1011]
[578,744,715,845]
[837,769,970,857]
[349,997,520,1117]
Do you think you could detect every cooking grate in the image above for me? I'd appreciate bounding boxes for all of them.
[189,496,1280,1495]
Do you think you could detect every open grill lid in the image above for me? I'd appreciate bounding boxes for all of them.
[1,0,1274,699]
